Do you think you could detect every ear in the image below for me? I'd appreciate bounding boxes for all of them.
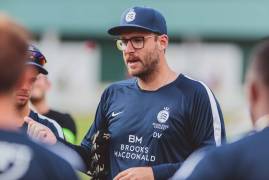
[157,35,168,51]
[248,81,259,108]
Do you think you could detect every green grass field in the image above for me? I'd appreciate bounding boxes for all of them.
[75,114,94,145]
[74,114,94,180]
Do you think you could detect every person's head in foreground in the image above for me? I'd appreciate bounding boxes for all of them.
[0,14,29,128]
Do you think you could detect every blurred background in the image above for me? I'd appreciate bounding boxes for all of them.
[2,0,269,158]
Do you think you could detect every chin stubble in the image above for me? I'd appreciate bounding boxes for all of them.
[135,50,160,79]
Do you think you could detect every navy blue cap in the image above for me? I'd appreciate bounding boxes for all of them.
[27,45,48,75]
[108,6,167,35]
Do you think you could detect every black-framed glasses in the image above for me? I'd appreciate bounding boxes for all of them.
[116,35,156,51]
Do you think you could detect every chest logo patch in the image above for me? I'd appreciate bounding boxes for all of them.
[157,107,170,123]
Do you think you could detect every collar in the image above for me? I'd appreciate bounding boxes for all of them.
[254,114,269,132]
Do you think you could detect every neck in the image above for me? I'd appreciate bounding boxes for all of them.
[137,58,177,91]
[0,93,21,131]
[252,94,269,125]
[31,98,49,115]
[16,102,31,126]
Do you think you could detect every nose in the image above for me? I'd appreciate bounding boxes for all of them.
[19,81,32,92]
[124,40,135,53]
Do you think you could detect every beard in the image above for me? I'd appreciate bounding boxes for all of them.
[30,88,45,104]
[15,98,28,109]
[30,96,43,104]
[126,47,160,79]
[30,93,45,104]
[14,90,30,109]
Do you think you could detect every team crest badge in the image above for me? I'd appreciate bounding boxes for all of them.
[157,107,170,123]
[125,9,136,22]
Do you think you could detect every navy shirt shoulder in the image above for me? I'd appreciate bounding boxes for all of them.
[177,128,269,180]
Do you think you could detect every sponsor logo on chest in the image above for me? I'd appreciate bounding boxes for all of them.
[157,107,170,123]
[152,107,170,138]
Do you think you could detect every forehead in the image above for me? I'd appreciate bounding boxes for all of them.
[23,65,39,77]
[37,74,47,80]
[35,74,48,83]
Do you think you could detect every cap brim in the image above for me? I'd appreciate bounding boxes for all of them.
[108,24,160,35]
[26,62,48,75]
[36,66,48,75]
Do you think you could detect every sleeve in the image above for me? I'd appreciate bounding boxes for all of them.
[44,151,79,180]
[184,153,225,180]
[152,162,182,180]
[34,143,79,180]
[189,83,226,149]
[57,138,91,172]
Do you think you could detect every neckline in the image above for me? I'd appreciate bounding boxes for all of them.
[135,73,183,93]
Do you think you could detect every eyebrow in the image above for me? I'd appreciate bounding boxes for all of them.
[119,36,144,40]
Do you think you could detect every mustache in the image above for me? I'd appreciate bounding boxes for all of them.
[126,55,141,63]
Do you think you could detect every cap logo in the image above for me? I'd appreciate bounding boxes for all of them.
[125,9,136,22]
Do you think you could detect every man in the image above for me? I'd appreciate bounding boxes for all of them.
[30,74,77,144]
[30,6,226,179]
[82,6,226,180]
[14,45,64,142]
[0,14,78,180]
[172,40,269,180]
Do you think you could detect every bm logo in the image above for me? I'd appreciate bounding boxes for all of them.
[129,135,143,144]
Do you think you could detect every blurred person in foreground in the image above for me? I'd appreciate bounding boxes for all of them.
[25,6,226,180]
[14,45,64,144]
[30,74,77,144]
[0,14,78,180]
[172,39,269,180]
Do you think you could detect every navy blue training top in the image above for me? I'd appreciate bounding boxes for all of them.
[82,74,226,179]
[0,130,78,180]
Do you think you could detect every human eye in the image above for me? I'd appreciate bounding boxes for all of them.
[32,77,37,83]
[132,37,143,44]
[121,39,129,45]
